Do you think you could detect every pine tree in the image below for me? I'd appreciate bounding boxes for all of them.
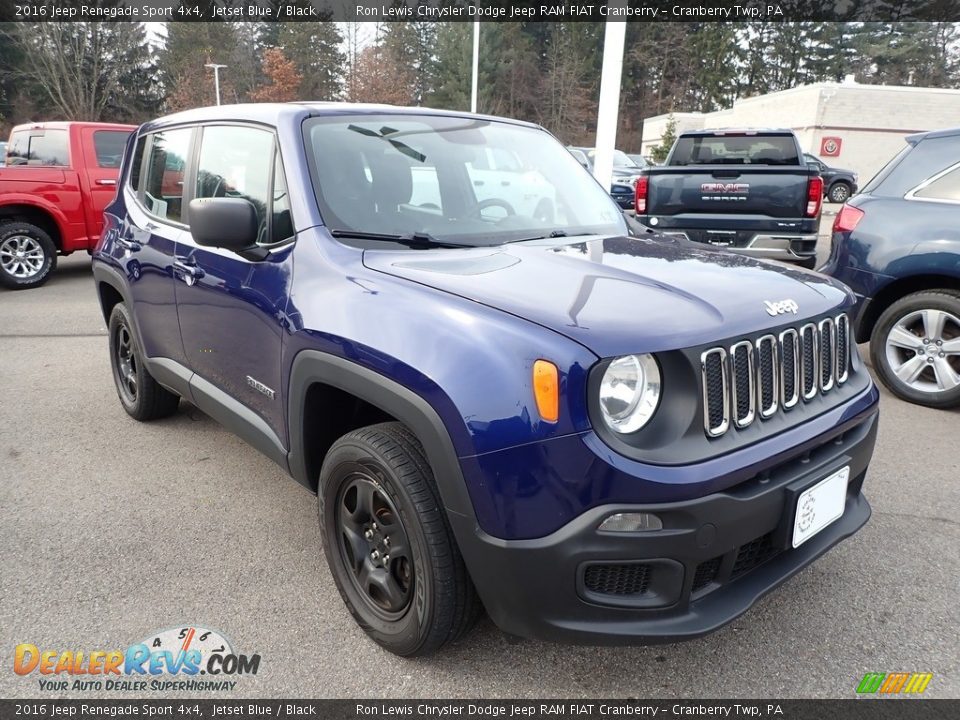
[428,23,472,111]
[273,21,344,101]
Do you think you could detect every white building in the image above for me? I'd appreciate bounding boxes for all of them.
[640,81,960,182]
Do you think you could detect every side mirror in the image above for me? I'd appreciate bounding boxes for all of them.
[188,197,258,252]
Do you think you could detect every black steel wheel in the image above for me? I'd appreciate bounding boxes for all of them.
[319,422,480,656]
[107,303,180,421]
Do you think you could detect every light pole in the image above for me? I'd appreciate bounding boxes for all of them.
[204,63,227,106]
[470,22,480,113]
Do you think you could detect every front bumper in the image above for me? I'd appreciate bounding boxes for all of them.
[452,404,877,644]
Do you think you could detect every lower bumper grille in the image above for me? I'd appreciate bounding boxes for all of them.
[583,563,651,596]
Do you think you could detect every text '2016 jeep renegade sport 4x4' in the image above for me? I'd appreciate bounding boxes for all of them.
[92,104,879,656]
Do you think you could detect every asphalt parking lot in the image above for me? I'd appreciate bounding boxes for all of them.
[1,224,958,699]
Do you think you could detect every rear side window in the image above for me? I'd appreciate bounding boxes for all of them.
[911,163,960,203]
[669,134,800,166]
[863,135,960,197]
[93,130,130,168]
[142,128,193,224]
[194,125,276,244]
[6,129,69,166]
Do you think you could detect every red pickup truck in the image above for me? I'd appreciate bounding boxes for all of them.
[0,121,135,289]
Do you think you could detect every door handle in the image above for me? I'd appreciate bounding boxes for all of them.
[96,178,117,186]
[173,256,205,281]
[116,237,141,252]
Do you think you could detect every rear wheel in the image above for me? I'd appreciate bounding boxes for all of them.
[318,422,479,656]
[108,303,180,420]
[0,222,57,290]
[871,290,960,408]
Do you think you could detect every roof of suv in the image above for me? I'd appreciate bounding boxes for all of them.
[140,102,541,133]
[907,126,960,144]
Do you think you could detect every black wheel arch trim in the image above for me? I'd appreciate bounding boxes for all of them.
[287,349,476,521]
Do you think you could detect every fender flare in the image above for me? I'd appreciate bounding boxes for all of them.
[287,349,476,520]
[0,195,71,240]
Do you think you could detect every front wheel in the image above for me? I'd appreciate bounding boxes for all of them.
[0,222,57,290]
[828,182,852,204]
[870,290,960,408]
[318,422,479,656]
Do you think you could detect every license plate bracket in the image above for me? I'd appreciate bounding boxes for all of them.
[773,458,852,550]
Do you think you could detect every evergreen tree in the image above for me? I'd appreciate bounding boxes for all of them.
[428,23,472,111]
[273,21,344,101]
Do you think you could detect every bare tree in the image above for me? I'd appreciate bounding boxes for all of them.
[7,23,155,122]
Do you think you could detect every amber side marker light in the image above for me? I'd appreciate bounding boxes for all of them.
[533,360,559,423]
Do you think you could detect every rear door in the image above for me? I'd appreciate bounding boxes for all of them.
[116,127,194,365]
[173,124,295,447]
[79,126,133,241]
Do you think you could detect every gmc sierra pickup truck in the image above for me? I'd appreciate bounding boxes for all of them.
[0,121,134,289]
[93,104,878,656]
[635,129,822,268]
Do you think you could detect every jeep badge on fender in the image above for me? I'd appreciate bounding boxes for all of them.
[92,102,879,657]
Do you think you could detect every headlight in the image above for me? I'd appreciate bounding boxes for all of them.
[598,354,661,433]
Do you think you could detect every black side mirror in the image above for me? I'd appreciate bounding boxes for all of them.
[188,197,259,252]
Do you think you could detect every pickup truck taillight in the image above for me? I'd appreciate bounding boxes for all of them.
[635,175,649,214]
[832,204,865,233]
[806,176,823,217]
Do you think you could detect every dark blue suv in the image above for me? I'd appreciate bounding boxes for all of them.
[93,104,879,656]
[823,127,960,409]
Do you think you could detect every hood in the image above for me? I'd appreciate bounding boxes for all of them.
[363,235,851,358]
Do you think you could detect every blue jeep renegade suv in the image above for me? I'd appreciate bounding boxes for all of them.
[92,104,879,656]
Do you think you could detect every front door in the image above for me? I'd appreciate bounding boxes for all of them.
[173,124,295,445]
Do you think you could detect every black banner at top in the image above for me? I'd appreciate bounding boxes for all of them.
[2,0,960,23]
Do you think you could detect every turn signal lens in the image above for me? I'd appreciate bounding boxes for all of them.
[533,359,559,423]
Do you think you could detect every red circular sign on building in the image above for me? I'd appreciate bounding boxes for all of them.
[820,136,842,157]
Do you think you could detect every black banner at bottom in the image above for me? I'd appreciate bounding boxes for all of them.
[0,700,957,720]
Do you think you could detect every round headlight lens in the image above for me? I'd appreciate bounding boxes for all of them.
[598,354,661,434]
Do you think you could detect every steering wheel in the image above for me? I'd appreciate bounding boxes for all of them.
[471,198,516,220]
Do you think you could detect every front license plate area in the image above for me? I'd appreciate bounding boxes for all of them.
[791,466,849,548]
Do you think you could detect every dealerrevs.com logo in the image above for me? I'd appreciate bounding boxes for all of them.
[13,626,260,692]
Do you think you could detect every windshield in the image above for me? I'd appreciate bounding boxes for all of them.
[585,148,636,168]
[304,114,626,247]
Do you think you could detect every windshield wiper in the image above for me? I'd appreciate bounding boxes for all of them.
[509,230,595,243]
[329,229,473,249]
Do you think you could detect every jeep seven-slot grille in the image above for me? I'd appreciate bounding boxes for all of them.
[701,314,851,437]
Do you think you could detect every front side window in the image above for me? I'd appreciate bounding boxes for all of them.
[195,125,275,244]
[6,129,69,166]
[93,130,131,168]
[303,114,626,247]
[142,128,192,223]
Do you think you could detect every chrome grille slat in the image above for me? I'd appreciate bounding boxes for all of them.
[836,313,850,384]
[819,317,836,392]
[779,328,800,409]
[701,314,853,437]
[756,335,779,419]
[701,348,729,437]
[800,323,819,401]
[730,340,756,428]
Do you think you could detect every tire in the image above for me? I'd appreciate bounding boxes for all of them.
[108,303,180,421]
[796,256,818,270]
[827,182,852,204]
[318,422,480,656]
[870,290,960,409]
[0,221,57,290]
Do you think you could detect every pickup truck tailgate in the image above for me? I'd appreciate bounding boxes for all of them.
[646,166,817,218]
